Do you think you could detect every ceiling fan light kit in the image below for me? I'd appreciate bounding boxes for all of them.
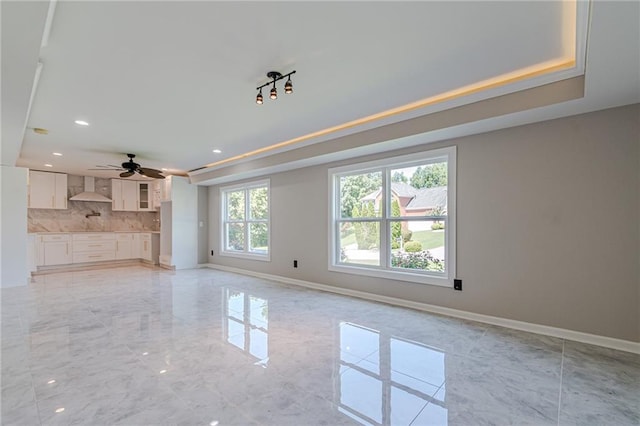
[256,70,295,104]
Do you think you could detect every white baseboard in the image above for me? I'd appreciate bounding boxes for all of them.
[202,263,640,354]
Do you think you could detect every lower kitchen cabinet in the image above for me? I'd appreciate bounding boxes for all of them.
[34,232,159,269]
[115,233,135,259]
[140,233,159,263]
[37,234,72,266]
[140,233,151,261]
[72,233,116,263]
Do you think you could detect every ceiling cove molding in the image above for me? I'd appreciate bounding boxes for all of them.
[192,0,591,176]
[190,75,585,186]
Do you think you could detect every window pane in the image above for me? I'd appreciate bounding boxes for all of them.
[390,220,445,272]
[339,172,382,218]
[226,223,245,251]
[226,190,245,220]
[227,290,244,320]
[390,162,447,218]
[248,223,268,254]
[339,221,380,266]
[249,186,268,219]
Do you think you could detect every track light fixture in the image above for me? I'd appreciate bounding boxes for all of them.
[256,70,296,104]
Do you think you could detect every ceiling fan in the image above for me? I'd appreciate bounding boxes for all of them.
[91,154,166,179]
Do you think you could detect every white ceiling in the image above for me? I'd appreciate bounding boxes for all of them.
[3,1,639,182]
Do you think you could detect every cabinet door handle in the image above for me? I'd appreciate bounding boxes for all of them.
[51,195,54,208]
[66,243,68,255]
[116,241,119,250]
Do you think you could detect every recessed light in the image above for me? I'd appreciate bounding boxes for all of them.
[159,369,167,374]
[212,149,222,154]
[74,120,89,126]
[55,408,65,413]
[44,164,53,167]
[47,379,56,384]
[53,152,62,156]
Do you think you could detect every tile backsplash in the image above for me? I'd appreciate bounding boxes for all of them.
[28,175,160,232]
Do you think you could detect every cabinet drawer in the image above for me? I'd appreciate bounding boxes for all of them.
[73,251,116,263]
[73,233,115,241]
[116,233,135,241]
[73,240,116,252]
[40,234,70,242]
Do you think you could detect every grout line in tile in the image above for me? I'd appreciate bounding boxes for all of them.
[408,381,444,426]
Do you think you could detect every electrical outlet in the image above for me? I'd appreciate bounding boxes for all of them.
[293,260,298,268]
[454,279,462,291]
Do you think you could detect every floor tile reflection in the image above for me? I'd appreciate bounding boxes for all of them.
[1,266,638,425]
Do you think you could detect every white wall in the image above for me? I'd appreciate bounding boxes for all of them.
[0,166,29,287]
[208,104,640,342]
[170,176,198,269]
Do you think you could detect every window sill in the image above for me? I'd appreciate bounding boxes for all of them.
[328,263,452,288]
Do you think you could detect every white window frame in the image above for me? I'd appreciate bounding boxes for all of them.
[328,147,456,287]
[220,179,271,261]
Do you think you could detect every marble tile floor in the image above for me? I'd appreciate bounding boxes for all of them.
[1,266,639,426]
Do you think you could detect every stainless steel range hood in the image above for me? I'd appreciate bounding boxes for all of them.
[69,176,112,203]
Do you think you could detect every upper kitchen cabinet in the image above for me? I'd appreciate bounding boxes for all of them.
[111,179,138,211]
[112,179,156,211]
[28,171,67,209]
[137,182,153,211]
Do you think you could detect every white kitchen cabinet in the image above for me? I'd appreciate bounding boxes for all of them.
[37,234,72,266]
[139,233,159,264]
[151,180,162,209]
[111,179,138,211]
[115,233,135,259]
[137,182,152,211]
[29,171,67,209]
[132,233,141,258]
[140,233,151,261]
[72,233,116,263]
[161,176,172,202]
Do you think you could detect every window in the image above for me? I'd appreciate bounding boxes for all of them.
[329,147,456,286]
[220,179,270,260]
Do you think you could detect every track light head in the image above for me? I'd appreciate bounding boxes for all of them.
[256,70,295,104]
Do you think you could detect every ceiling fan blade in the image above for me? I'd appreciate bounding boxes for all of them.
[139,167,165,179]
[119,171,135,178]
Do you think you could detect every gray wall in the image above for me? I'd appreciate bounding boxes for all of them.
[208,104,640,342]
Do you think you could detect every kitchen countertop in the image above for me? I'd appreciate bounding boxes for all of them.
[29,231,160,234]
